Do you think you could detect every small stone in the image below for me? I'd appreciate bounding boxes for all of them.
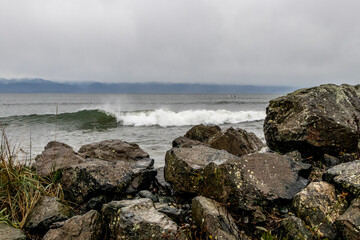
[139,190,158,202]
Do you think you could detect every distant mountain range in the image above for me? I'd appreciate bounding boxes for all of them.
[0,78,294,94]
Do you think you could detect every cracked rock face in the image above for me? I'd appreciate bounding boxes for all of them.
[165,145,309,210]
[102,198,184,240]
[264,84,360,157]
[335,198,360,240]
[192,196,240,240]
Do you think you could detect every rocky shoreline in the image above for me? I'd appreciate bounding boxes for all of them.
[2,83,360,240]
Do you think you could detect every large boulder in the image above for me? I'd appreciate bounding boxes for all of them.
[43,210,104,240]
[335,198,360,240]
[264,84,360,157]
[192,196,240,240]
[209,127,265,157]
[0,223,26,240]
[184,124,221,142]
[25,196,73,234]
[165,145,310,210]
[292,181,347,239]
[34,141,86,176]
[61,157,155,204]
[78,139,149,160]
[324,160,360,196]
[102,198,184,240]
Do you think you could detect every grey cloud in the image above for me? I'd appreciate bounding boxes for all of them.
[0,0,359,87]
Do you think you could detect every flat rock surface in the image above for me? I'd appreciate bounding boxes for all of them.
[0,223,26,240]
[78,139,149,161]
[324,160,360,196]
[264,84,360,157]
[43,210,104,240]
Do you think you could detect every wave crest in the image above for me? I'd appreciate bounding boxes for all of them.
[113,109,265,127]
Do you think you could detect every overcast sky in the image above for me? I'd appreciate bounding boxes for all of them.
[0,0,359,87]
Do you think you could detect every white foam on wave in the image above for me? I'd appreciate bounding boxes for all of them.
[106,109,266,127]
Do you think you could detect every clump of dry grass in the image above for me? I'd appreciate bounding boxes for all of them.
[0,129,63,229]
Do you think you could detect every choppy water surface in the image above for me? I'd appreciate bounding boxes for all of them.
[0,94,278,167]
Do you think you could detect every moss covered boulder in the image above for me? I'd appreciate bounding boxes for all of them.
[184,124,221,142]
[264,84,360,157]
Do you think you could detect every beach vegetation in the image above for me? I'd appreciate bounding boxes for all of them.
[0,128,63,229]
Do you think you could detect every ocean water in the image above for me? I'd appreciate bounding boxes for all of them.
[0,94,278,167]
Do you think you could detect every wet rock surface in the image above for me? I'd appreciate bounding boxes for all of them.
[34,141,86,176]
[335,198,360,240]
[324,160,360,196]
[264,84,360,157]
[102,198,183,240]
[209,127,265,157]
[165,145,309,210]
[0,223,26,240]
[292,181,347,239]
[78,139,149,161]
[43,210,104,240]
[192,196,240,240]
[25,196,73,233]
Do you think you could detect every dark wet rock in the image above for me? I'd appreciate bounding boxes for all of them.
[192,196,240,240]
[324,154,340,167]
[292,181,347,239]
[78,139,149,161]
[154,167,171,191]
[61,157,156,204]
[43,210,104,240]
[25,196,73,233]
[139,190,158,202]
[264,84,360,157]
[335,198,360,240]
[165,145,309,210]
[154,203,183,223]
[34,141,86,176]
[324,160,360,196]
[209,127,265,157]
[102,198,184,240]
[281,216,312,240]
[172,136,208,148]
[0,223,26,240]
[184,124,221,142]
